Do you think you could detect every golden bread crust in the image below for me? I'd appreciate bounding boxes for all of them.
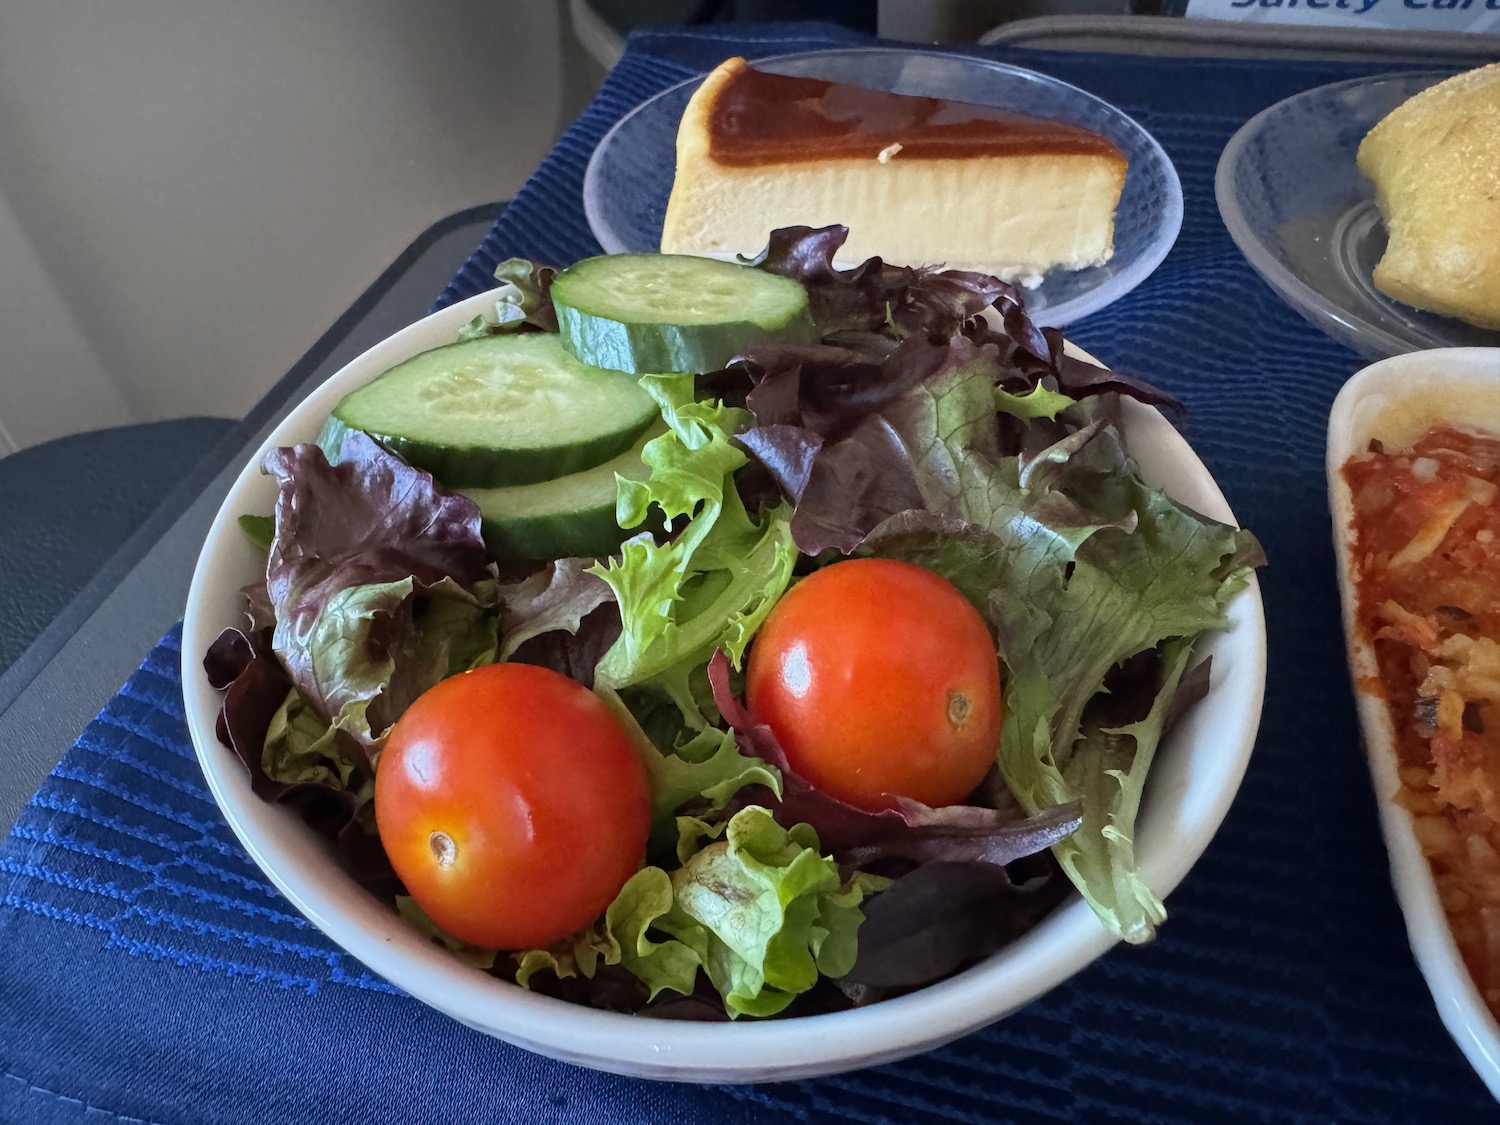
[1357,64,1500,331]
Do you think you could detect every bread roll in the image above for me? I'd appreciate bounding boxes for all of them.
[1356,64,1500,331]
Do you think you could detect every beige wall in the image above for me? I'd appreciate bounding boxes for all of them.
[0,188,132,454]
[0,2,568,450]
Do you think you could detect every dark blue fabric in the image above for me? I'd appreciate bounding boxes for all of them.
[5,21,1500,1125]
[0,417,234,675]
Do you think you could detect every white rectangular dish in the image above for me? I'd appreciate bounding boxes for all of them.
[1327,346,1500,1100]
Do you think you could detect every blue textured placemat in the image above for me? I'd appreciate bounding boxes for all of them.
[5,21,1500,1125]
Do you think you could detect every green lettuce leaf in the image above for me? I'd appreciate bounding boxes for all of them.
[292,575,499,751]
[602,867,703,1000]
[853,399,1257,945]
[992,421,1258,944]
[673,814,724,865]
[657,806,888,1018]
[669,727,782,816]
[514,868,701,1001]
[262,686,355,789]
[514,937,609,991]
[994,382,1074,421]
[596,688,781,843]
[875,337,1008,521]
[1056,637,1197,944]
[238,513,275,551]
[591,374,796,725]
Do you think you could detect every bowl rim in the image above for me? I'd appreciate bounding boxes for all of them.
[1213,69,1462,362]
[1325,346,1500,1100]
[582,44,1184,328]
[181,289,1265,1082]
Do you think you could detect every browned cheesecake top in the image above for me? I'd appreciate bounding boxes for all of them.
[707,62,1126,166]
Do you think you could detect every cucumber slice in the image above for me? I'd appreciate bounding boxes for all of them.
[464,425,662,561]
[326,333,659,487]
[551,253,815,375]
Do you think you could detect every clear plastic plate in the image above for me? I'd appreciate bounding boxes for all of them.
[583,47,1183,328]
[1216,71,1500,362]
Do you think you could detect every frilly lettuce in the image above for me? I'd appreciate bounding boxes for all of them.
[204,627,392,886]
[990,421,1260,944]
[657,807,887,1018]
[516,809,886,1017]
[751,223,1009,340]
[457,257,559,337]
[595,686,781,843]
[850,408,1258,945]
[262,684,355,791]
[496,558,612,661]
[590,373,796,725]
[514,868,701,1001]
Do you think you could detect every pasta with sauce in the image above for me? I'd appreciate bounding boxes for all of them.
[1344,426,1500,1011]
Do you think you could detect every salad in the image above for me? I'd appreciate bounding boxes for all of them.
[204,226,1262,1020]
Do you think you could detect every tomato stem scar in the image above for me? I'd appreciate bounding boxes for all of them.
[947,690,971,727]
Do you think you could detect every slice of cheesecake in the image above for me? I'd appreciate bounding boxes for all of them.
[660,57,1128,284]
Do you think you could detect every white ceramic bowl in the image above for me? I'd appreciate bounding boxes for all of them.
[1327,347,1500,1100]
[182,289,1267,1083]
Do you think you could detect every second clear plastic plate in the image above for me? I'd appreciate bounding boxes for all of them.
[1216,70,1500,362]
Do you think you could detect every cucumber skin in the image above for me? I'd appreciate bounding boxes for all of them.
[554,302,816,376]
[322,412,641,558]
[323,414,652,559]
[464,425,662,561]
[476,503,639,562]
[320,406,648,488]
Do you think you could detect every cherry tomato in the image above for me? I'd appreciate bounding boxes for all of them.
[745,557,1002,811]
[375,663,650,950]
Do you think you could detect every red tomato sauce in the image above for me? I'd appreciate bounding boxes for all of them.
[1344,426,1500,1011]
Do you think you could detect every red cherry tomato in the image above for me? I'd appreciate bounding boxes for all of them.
[745,558,1002,811]
[375,663,650,950]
